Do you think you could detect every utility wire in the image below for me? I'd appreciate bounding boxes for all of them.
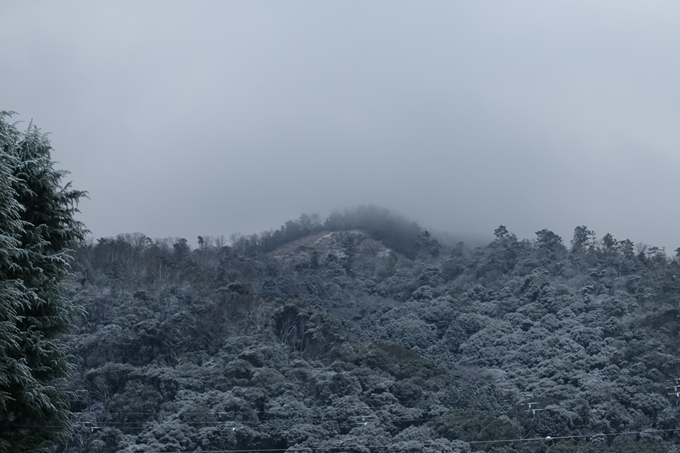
[152,427,680,453]
[18,415,436,430]
[10,412,430,429]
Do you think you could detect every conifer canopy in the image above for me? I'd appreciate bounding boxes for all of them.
[0,112,87,452]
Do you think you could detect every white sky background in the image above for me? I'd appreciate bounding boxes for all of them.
[2,1,680,250]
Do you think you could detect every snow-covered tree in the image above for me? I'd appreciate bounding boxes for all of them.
[0,112,87,452]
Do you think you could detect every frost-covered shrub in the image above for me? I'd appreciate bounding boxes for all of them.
[631,392,669,417]
[310,370,362,402]
[418,266,444,287]
[433,410,516,444]
[379,313,439,349]
[108,382,162,433]
[531,405,580,437]
[393,426,471,453]
[250,367,286,396]
[463,285,497,303]
[412,285,437,301]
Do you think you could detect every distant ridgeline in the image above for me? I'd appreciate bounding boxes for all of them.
[61,206,680,453]
[229,205,431,258]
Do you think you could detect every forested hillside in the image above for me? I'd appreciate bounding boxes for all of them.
[60,206,680,453]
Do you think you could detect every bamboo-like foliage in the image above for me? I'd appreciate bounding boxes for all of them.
[0,112,87,452]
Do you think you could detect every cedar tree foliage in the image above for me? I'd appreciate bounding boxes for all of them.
[0,112,87,452]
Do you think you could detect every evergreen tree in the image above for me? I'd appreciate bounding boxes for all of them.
[0,112,87,452]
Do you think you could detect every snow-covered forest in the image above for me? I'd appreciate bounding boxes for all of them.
[60,206,680,453]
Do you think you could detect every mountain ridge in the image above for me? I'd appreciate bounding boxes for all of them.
[60,207,680,453]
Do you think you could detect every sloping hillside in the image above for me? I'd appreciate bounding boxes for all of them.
[59,209,680,453]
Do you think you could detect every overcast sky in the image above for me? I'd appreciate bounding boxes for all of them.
[2,1,680,250]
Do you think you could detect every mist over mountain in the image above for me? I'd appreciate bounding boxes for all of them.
[58,206,680,453]
[3,2,680,251]
[4,2,680,451]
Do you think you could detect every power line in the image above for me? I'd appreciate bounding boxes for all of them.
[51,419,680,452]
[11,414,438,430]
[151,427,680,453]
[34,415,435,431]
[67,408,448,425]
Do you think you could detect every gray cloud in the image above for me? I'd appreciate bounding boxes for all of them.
[1,1,679,250]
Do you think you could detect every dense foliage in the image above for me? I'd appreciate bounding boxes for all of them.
[0,112,87,452]
[61,207,680,452]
